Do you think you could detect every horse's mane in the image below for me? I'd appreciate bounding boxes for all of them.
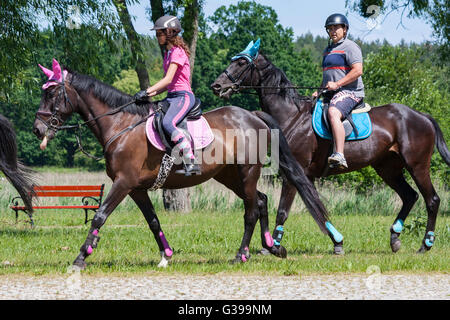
[67,68,151,117]
[259,53,312,107]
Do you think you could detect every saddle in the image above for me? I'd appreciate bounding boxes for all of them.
[154,98,202,152]
[312,98,372,141]
[146,98,214,152]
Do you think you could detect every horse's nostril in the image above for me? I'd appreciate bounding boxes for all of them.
[32,127,41,138]
[211,83,221,92]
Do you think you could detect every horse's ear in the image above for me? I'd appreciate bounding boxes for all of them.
[38,64,53,79]
[51,59,62,82]
[250,38,261,57]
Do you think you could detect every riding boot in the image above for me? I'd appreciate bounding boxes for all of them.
[175,158,201,176]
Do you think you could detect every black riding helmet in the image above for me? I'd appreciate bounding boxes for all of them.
[151,15,182,38]
[324,13,349,30]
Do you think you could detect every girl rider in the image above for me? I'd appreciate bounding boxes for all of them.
[135,15,200,176]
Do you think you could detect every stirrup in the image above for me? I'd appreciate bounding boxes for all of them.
[175,162,201,176]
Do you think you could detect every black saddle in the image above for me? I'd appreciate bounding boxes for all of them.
[153,98,203,152]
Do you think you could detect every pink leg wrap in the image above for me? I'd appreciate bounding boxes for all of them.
[159,231,173,257]
[264,231,274,247]
[86,245,93,255]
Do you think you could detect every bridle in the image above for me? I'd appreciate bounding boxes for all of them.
[223,53,257,91]
[221,53,327,98]
[35,70,158,160]
[35,70,75,133]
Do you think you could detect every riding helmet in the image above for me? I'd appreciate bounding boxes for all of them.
[324,13,349,30]
[151,15,182,34]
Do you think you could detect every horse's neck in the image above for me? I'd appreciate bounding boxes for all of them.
[75,91,118,146]
[257,63,311,130]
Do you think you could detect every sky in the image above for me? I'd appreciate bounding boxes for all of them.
[127,0,435,45]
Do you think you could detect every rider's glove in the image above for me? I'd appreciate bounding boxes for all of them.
[133,90,149,104]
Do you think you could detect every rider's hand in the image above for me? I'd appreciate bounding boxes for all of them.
[312,91,318,97]
[133,90,149,103]
[326,81,341,91]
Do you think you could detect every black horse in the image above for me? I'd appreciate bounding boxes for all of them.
[0,114,35,212]
[212,50,450,254]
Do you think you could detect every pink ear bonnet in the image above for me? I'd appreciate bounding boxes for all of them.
[39,58,68,90]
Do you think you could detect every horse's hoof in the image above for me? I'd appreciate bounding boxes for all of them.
[72,260,87,270]
[417,245,430,254]
[390,238,402,253]
[333,245,345,255]
[157,251,171,268]
[230,253,250,264]
[272,245,288,258]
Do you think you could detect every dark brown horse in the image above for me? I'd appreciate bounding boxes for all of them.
[32,61,334,269]
[212,51,450,254]
[0,114,35,213]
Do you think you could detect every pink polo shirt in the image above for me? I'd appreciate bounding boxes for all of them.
[163,46,192,93]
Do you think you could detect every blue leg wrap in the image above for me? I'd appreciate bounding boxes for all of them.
[392,219,404,233]
[326,221,343,243]
[424,231,435,248]
[273,225,284,247]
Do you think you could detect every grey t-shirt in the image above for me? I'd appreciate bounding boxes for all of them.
[322,38,365,97]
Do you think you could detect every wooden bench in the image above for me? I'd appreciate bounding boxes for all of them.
[10,184,105,227]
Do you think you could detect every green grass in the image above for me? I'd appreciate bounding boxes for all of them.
[0,209,448,276]
[0,169,448,276]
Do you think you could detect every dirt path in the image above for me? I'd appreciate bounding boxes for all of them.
[0,273,448,300]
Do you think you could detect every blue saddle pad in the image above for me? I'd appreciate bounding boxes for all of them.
[312,99,372,141]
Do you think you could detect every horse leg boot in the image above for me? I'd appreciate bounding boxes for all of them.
[263,181,297,255]
[409,167,440,253]
[129,189,173,267]
[73,181,131,269]
[257,191,287,258]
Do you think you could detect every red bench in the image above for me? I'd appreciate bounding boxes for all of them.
[10,184,105,227]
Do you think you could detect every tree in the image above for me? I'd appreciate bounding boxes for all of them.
[345,0,449,59]
[113,0,150,90]
[0,0,122,95]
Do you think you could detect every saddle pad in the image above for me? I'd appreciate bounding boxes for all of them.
[312,99,372,141]
[146,115,214,151]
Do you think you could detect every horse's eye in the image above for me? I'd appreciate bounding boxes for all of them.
[238,60,246,66]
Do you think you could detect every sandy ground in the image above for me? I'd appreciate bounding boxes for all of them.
[0,273,448,300]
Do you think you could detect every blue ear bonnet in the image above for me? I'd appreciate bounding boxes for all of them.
[231,38,261,62]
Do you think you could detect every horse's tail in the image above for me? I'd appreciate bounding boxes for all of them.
[0,115,36,212]
[255,111,329,234]
[424,114,450,166]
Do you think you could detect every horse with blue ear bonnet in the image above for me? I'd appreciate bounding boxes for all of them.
[212,39,450,255]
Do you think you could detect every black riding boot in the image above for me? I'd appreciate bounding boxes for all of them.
[175,159,201,176]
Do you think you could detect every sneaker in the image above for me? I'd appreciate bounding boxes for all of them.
[328,152,348,169]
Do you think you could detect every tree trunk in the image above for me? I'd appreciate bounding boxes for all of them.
[113,0,150,90]
[150,0,166,58]
[163,188,191,212]
[183,0,200,80]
